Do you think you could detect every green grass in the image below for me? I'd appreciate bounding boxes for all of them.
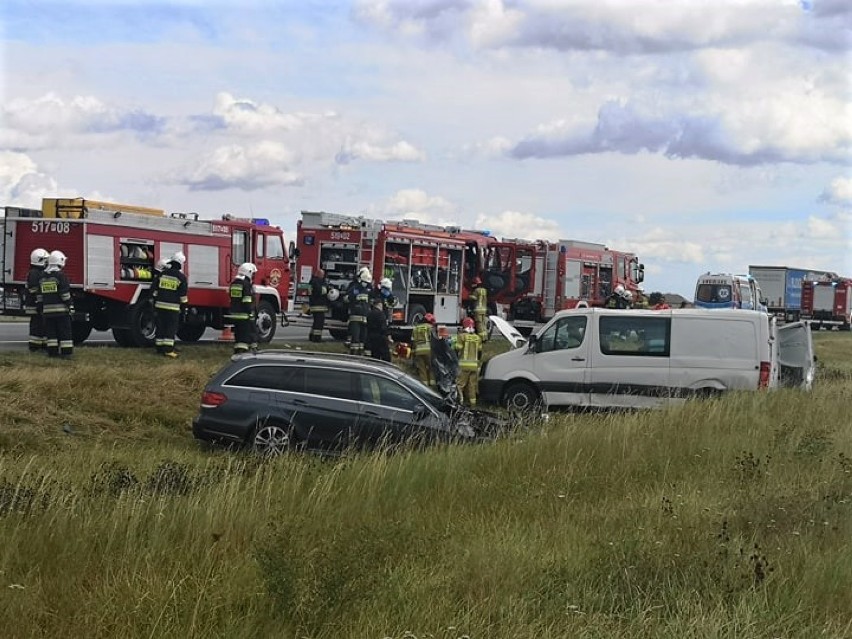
[0,333,850,638]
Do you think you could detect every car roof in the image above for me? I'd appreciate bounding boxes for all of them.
[227,350,404,375]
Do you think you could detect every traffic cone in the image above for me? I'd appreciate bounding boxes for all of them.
[218,326,235,342]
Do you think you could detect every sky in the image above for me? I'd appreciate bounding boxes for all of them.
[1,0,850,297]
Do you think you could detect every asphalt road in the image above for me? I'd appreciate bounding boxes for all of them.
[0,320,313,351]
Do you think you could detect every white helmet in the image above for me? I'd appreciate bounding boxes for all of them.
[358,266,371,283]
[327,288,340,302]
[170,251,186,266]
[47,250,67,268]
[30,248,49,267]
[380,277,392,289]
[614,284,625,296]
[237,262,257,278]
[623,290,634,302]
[155,257,170,272]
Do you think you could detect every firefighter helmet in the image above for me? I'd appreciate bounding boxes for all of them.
[614,284,626,297]
[380,277,392,289]
[155,257,170,272]
[30,248,49,267]
[48,250,67,268]
[623,290,634,302]
[472,276,482,286]
[358,266,371,283]
[327,288,340,302]
[170,251,186,266]
[237,262,257,278]
[424,313,436,324]
[462,317,475,329]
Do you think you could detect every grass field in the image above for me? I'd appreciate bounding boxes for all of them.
[0,333,850,638]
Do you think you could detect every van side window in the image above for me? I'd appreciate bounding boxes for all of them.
[599,316,671,356]
[538,316,587,353]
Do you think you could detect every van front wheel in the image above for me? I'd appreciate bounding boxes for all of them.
[502,382,542,413]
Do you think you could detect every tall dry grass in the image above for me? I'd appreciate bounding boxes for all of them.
[0,333,849,638]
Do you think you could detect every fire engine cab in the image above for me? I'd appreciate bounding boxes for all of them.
[1,198,290,346]
[503,239,644,330]
[292,211,527,338]
[801,276,852,331]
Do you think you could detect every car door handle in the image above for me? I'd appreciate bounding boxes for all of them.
[571,357,585,362]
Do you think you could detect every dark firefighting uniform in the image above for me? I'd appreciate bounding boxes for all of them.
[225,275,257,354]
[38,268,74,357]
[366,303,391,362]
[346,280,372,356]
[455,331,483,406]
[308,274,329,343]
[25,264,46,351]
[153,264,188,355]
[471,284,489,342]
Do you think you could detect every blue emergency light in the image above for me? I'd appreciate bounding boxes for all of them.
[251,218,270,226]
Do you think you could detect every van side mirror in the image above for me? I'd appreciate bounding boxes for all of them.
[527,333,538,352]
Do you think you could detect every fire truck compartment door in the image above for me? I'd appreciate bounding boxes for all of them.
[187,244,218,287]
[433,295,459,325]
[87,235,115,289]
[563,260,582,299]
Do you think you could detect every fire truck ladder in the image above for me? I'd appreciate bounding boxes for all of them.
[542,246,559,319]
[360,224,378,275]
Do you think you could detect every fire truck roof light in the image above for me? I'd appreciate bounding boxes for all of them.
[252,218,269,226]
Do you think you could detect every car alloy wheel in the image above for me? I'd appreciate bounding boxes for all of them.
[252,423,292,456]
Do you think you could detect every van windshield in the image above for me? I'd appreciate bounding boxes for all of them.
[696,283,732,304]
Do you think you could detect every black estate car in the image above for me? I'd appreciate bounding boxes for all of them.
[192,351,504,455]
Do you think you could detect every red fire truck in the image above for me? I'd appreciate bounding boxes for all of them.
[500,238,644,330]
[801,277,852,330]
[0,198,291,346]
[292,211,530,338]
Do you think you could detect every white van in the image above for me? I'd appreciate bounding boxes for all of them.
[482,308,814,411]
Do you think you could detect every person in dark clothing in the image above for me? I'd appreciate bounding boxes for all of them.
[374,277,397,323]
[226,262,258,355]
[346,266,373,356]
[366,298,391,362]
[153,251,189,358]
[25,248,49,352]
[308,268,329,343]
[38,250,74,358]
[605,284,631,309]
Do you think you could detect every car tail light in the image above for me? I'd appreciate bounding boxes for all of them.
[201,390,228,408]
[758,361,771,389]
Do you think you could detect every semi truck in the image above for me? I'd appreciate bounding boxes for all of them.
[1,198,291,346]
[748,265,835,322]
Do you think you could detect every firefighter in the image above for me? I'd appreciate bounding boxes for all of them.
[226,262,258,355]
[605,284,630,309]
[470,277,489,342]
[153,251,188,358]
[375,277,397,322]
[650,292,671,310]
[411,312,436,386]
[150,256,170,294]
[366,297,391,362]
[25,248,49,352]
[455,316,483,406]
[38,250,74,358]
[345,266,372,356]
[633,286,648,309]
[308,268,329,343]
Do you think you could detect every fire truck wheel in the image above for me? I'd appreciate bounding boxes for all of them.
[177,323,206,343]
[407,304,427,326]
[255,300,277,343]
[112,328,135,347]
[71,321,92,345]
[128,302,157,347]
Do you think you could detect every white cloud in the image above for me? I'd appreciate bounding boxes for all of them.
[819,176,852,206]
[335,139,425,164]
[177,142,304,191]
[0,151,60,208]
[212,92,337,134]
[367,188,458,225]
[475,210,563,241]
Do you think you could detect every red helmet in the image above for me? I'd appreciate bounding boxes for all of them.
[472,277,482,285]
[462,317,475,329]
[424,313,436,324]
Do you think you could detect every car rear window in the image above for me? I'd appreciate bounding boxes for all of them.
[224,365,305,392]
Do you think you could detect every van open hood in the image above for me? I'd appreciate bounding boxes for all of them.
[777,321,815,391]
[489,315,527,349]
